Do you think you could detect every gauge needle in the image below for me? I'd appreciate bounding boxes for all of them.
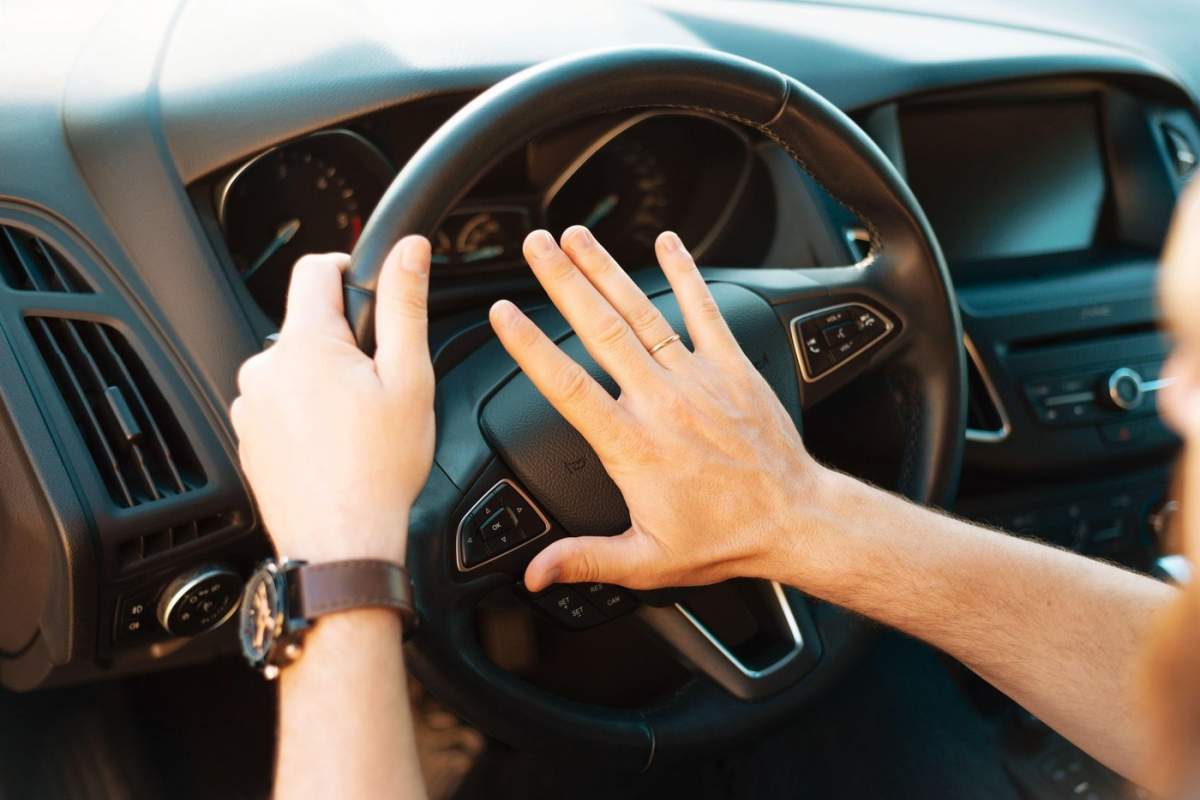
[582,193,619,228]
[462,245,505,264]
[243,218,301,282]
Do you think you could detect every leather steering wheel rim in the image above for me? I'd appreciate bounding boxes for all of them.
[345,45,965,768]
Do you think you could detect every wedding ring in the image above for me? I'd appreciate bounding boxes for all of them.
[648,333,681,356]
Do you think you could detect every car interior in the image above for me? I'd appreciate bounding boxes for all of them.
[1,1,1196,798]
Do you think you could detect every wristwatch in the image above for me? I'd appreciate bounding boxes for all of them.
[238,558,417,679]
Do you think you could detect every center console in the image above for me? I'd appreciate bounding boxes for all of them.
[852,74,1197,571]
[850,75,1199,799]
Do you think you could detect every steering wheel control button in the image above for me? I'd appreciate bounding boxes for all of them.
[528,583,637,629]
[492,485,546,537]
[821,320,857,348]
[790,303,894,382]
[456,479,552,572]
[461,530,489,567]
[533,587,605,629]
[156,565,243,637]
[581,583,635,619]
[479,507,518,540]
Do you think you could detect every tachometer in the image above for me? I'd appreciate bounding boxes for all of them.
[217,130,393,323]
[546,134,675,265]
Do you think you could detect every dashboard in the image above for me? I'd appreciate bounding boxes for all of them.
[0,0,1198,702]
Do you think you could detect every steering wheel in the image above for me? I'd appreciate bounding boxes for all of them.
[342,46,964,768]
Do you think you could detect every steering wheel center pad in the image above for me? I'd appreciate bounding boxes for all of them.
[480,283,803,537]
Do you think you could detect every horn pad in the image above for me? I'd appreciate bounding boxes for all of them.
[479,282,801,537]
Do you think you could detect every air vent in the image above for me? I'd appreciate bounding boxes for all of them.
[26,317,205,507]
[0,226,91,292]
[964,337,1011,444]
[1162,123,1197,179]
[118,511,241,567]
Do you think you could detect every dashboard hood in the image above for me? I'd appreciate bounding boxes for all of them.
[142,0,1187,183]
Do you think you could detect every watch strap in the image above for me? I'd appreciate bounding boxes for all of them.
[293,559,416,637]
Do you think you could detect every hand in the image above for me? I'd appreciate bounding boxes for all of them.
[231,237,435,565]
[490,226,839,593]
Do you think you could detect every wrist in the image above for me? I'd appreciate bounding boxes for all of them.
[269,513,410,565]
[768,464,868,592]
[283,606,404,666]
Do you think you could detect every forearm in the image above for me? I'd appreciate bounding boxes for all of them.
[275,609,425,800]
[787,468,1179,784]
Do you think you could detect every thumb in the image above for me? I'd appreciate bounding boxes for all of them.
[524,529,651,592]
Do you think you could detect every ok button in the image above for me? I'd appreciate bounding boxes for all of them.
[479,507,519,540]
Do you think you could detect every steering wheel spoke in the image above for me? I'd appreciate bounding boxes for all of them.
[635,580,822,700]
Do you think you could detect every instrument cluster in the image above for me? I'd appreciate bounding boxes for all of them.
[214,112,756,324]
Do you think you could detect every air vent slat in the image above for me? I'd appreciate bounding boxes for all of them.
[0,225,91,293]
[28,318,136,506]
[1,228,40,290]
[26,316,205,509]
[35,238,81,292]
[90,324,187,494]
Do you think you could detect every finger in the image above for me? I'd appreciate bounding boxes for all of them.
[523,230,661,388]
[236,351,271,394]
[654,232,738,356]
[374,235,432,388]
[228,396,247,436]
[523,530,655,592]
[280,253,355,343]
[560,226,688,367]
[489,299,631,452]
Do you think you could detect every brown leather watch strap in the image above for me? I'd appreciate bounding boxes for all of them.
[294,560,416,637]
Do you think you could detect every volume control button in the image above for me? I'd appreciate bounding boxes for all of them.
[1102,367,1144,411]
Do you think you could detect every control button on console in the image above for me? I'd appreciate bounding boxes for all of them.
[1054,376,1090,395]
[1098,419,1152,446]
[1103,367,1144,412]
[1024,381,1053,401]
[114,590,157,642]
[157,565,243,637]
[533,587,604,629]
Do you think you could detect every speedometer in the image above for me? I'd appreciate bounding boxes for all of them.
[217,129,393,323]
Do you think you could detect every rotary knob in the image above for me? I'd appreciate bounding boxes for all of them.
[1102,367,1144,411]
[157,564,243,636]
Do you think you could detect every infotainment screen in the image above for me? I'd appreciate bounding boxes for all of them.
[900,98,1107,263]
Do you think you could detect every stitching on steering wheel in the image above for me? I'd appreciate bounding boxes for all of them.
[889,371,923,495]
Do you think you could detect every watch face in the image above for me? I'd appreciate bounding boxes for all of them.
[239,566,282,667]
